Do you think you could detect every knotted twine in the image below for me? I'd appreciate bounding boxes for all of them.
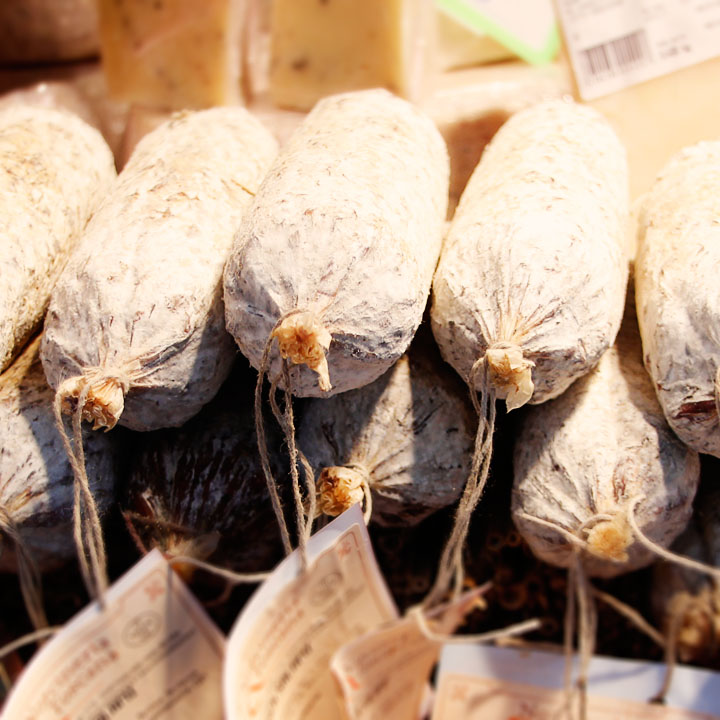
[53,379,109,604]
[315,463,373,525]
[51,338,210,602]
[254,310,321,572]
[256,329,546,682]
[47,307,321,600]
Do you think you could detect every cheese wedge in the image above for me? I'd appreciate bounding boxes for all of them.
[269,0,432,111]
[97,0,244,110]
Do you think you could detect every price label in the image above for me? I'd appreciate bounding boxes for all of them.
[224,506,397,720]
[3,549,225,720]
[556,0,720,99]
[331,587,485,720]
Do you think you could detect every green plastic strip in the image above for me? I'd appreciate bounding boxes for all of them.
[437,0,561,65]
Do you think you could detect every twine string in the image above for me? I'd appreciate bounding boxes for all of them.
[254,320,295,557]
[254,310,319,570]
[410,604,541,646]
[53,380,108,604]
[627,496,720,581]
[591,587,665,649]
[167,555,271,584]
[0,626,60,662]
[649,593,717,705]
[424,356,496,608]
[564,555,578,716]
[360,474,373,526]
[575,557,597,720]
[269,359,314,570]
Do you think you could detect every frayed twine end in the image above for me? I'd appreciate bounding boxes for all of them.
[57,370,130,430]
[584,515,632,564]
[271,311,332,391]
[484,342,534,412]
[317,466,367,517]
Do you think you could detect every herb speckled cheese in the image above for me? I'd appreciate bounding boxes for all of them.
[42,107,278,432]
[97,0,244,110]
[0,105,115,374]
[223,89,449,397]
[431,99,629,410]
[635,140,720,457]
[268,0,430,110]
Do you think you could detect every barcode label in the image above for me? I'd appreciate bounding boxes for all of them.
[556,0,720,100]
[581,30,650,79]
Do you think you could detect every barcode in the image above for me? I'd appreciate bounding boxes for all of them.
[581,30,650,79]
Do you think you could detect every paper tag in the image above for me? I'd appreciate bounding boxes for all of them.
[436,0,560,65]
[556,0,720,100]
[224,505,397,720]
[331,587,485,720]
[3,549,225,720]
[432,644,720,719]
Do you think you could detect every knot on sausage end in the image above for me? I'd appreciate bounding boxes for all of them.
[485,342,535,412]
[317,465,368,517]
[58,369,130,430]
[585,514,632,563]
[272,311,332,391]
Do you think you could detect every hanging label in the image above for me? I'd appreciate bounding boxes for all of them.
[224,505,397,720]
[436,0,560,65]
[3,549,225,720]
[331,587,486,720]
[555,0,720,100]
[432,644,720,719]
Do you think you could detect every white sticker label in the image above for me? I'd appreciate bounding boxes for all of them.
[3,549,225,720]
[433,675,720,719]
[556,0,720,99]
[223,506,397,720]
[432,644,720,719]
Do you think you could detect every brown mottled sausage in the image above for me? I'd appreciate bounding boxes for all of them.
[122,364,285,573]
[41,107,278,432]
[635,140,720,457]
[297,330,474,526]
[431,98,630,411]
[223,88,449,397]
[512,289,700,578]
[0,337,119,573]
[0,105,115,373]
